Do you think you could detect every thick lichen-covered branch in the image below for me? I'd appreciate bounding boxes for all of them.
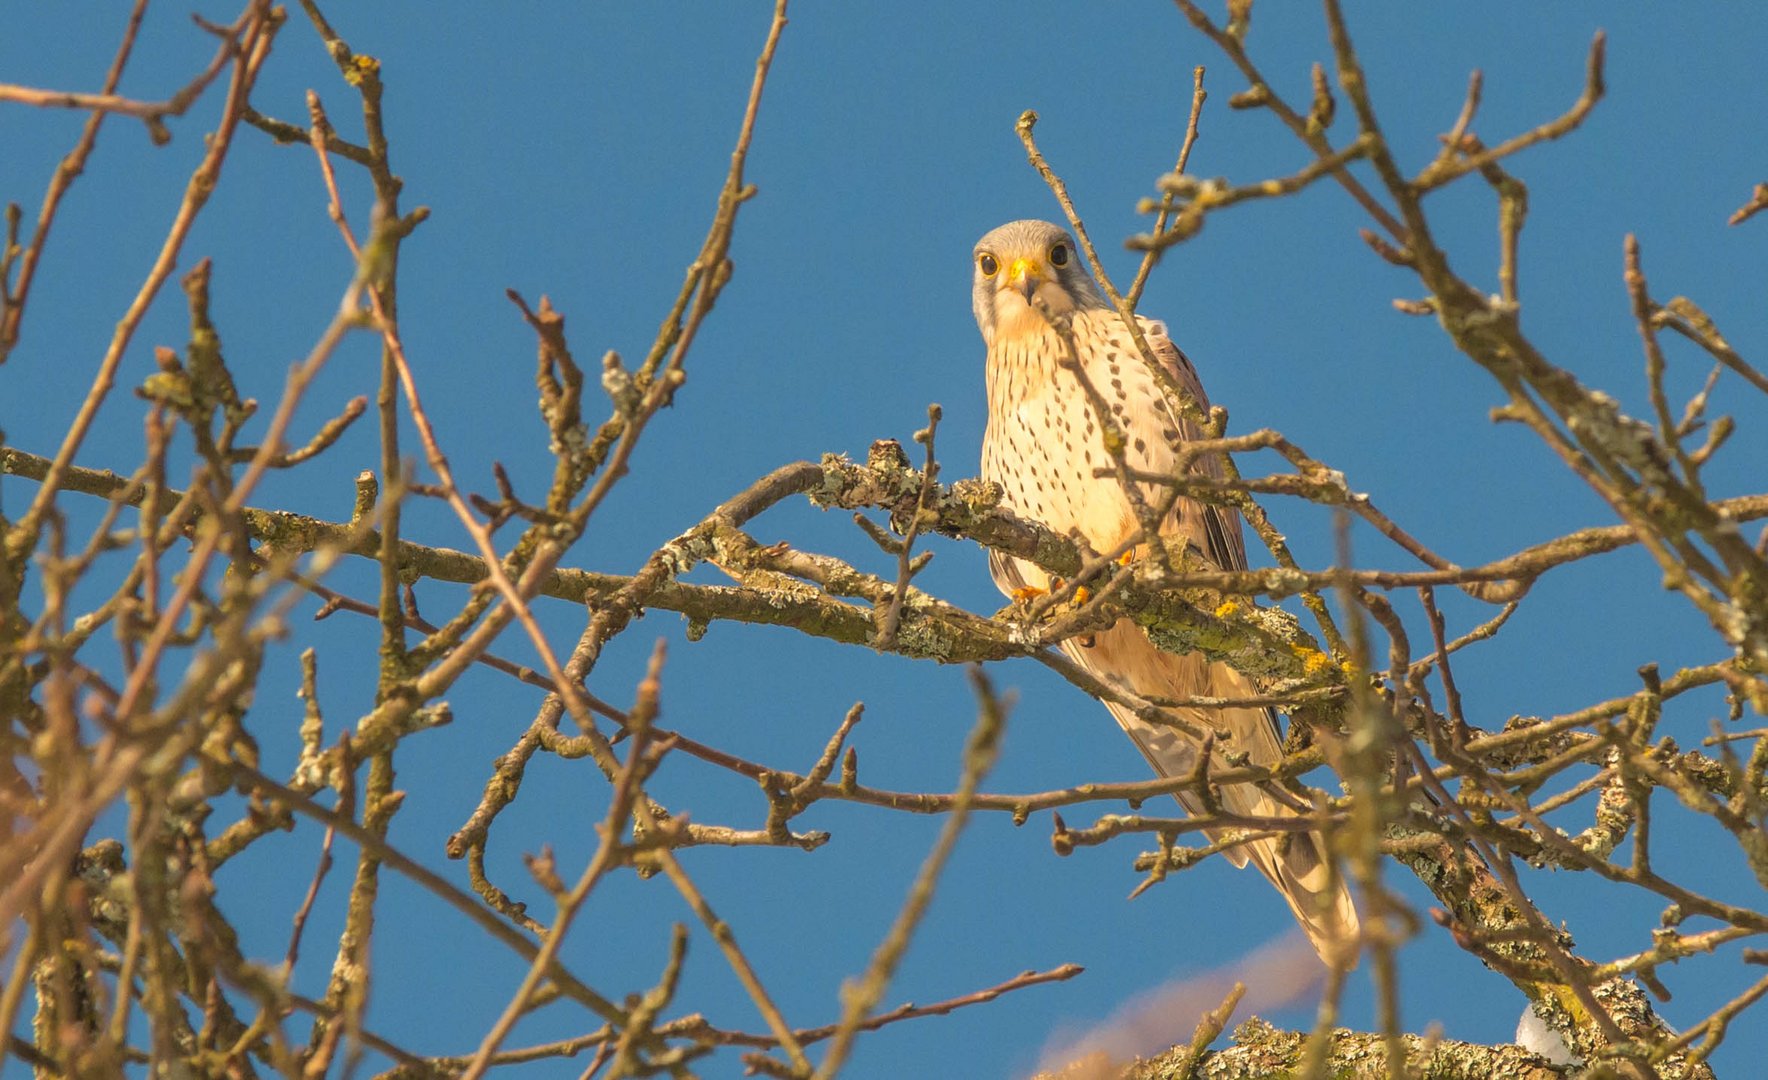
[1117,1016,1570,1080]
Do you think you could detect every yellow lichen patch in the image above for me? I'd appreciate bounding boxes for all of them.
[1214,598,1242,619]
[1300,649,1334,677]
[346,54,381,87]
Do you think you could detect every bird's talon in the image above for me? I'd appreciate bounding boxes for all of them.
[1117,550,1137,568]
[1074,585,1091,604]
[1011,585,1047,602]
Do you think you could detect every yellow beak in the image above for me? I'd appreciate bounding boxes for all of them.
[1007,256,1044,302]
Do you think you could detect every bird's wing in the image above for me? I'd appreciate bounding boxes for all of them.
[1046,313,1291,782]
[1089,319,1358,963]
[1058,624,1357,964]
[1138,318,1248,575]
[1132,320,1282,748]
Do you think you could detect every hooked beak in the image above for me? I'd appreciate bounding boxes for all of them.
[1006,256,1044,303]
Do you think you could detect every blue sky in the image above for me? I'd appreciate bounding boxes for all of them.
[5,3,1768,1077]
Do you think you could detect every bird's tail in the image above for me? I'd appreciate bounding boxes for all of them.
[1233,790,1361,968]
[1096,692,1360,966]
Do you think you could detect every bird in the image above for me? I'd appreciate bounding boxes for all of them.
[971,218,1358,965]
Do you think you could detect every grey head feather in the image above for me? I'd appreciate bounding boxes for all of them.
[971,219,1109,343]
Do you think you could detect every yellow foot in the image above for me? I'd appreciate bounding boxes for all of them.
[1014,575,1071,603]
[1116,549,1137,568]
[1073,585,1091,604]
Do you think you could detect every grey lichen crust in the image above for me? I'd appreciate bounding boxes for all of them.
[813,443,1333,683]
[1120,1016,1573,1080]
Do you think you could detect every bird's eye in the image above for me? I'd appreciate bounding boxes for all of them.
[978,253,999,277]
[1049,243,1070,267]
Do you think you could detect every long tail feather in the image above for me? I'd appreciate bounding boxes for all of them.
[1064,623,1360,965]
[1238,800,1360,967]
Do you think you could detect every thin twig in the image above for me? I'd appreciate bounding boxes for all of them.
[811,668,1008,1078]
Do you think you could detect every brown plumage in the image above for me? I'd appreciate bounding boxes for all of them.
[972,219,1358,965]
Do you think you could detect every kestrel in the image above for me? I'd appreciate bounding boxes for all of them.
[973,219,1357,964]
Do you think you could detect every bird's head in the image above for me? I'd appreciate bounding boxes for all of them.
[971,219,1108,347]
